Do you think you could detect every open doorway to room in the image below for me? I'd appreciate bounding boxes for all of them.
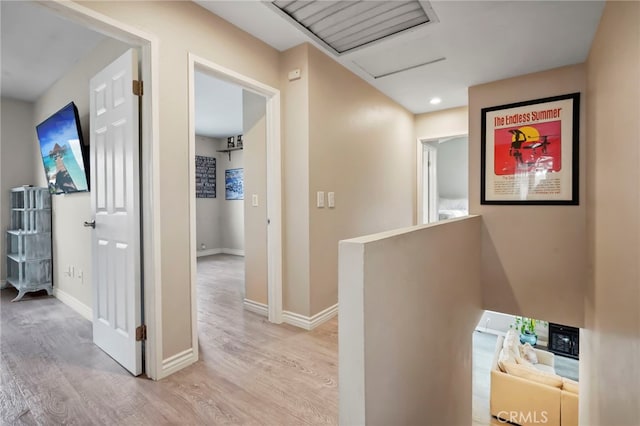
[1,0,160,378]
[472,310,580,426]
[188,54,283,359]
[418,135,469,224]
[192,71,251,326]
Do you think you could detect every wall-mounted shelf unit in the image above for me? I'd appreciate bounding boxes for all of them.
[6,186,52,301]
[217,146,243,161]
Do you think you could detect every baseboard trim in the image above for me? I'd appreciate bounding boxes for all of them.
[474,327,548,347]
[54,288,93,321]
[243,298,268,316]
[0,280,7,290]
[160,348,197,378]
[196,248,245,258]
[283,303,338,330]
[196,248,222,258]
[475,326,506,337]
[222,248,244,256]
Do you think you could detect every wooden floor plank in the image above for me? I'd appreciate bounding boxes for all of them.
[0,254,339,425]
[2,254,500,425]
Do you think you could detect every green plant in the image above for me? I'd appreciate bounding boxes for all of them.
[512,316,548,335]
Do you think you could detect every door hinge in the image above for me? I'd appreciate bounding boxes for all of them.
[133,80,143,96]
[136,324,147,341]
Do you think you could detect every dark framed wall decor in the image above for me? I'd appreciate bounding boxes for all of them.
[481,93,580,205]
[195,155,216,198]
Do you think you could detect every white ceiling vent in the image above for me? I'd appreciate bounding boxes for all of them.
[270,0,439,55]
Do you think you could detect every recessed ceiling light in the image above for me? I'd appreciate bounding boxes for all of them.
[430,97,442,105]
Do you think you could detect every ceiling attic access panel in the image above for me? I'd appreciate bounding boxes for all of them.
[270,0,439,55]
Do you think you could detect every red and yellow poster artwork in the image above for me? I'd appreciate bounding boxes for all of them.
[494,121,562,175]
[481,93,579,204]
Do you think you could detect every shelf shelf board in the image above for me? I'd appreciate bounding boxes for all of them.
[6,277,52,287]
[6,277,24,286]
[7,254,50,262]
[7,254,25,262]
[6,230,42,235]
[216,146,244,160]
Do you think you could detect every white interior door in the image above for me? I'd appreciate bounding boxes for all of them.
[89,48,142,376]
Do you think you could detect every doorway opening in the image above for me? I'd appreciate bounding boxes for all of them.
[1,0,162,379]
[417,135,469,224]
[188,54,282,358]
[193,72,251,331]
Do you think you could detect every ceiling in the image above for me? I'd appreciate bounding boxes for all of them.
[196,0,605,114]
[1,1,605,126]
[195,72,243,138]
[0,1,105,102]
[0,1,241,138]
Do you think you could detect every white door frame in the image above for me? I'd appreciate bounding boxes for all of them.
[419,141,439,224]
[187,54,283,355]
[416,134,468,225]
[37,1,163,380]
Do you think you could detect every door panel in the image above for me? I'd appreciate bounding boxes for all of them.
[90,48,142,376]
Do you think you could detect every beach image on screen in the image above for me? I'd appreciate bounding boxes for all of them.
[36,103,88,194]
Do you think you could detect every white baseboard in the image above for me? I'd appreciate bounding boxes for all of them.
[196,248,222,258]
[160,348,197,379]
[196,248,245,258]
[283,303,338,331]
[475,326,549,347]
[54,288,93,321]
[475,326,506,337]
[222,248,244,256]
[243,298,268,316]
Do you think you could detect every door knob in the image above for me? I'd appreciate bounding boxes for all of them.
[84,220,96,228]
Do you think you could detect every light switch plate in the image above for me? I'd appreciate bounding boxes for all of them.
[317,191,325,208]
[252,194,259,207]
[328,192,335,208]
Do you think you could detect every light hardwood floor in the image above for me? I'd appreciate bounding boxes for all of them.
[2,254,502,425]
[1,254,338,425]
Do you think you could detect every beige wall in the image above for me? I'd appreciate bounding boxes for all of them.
[195,135,245,254]
[583,1,640,424]
[339,217,483,425]
[415,106,468,141]
[437,136,469,200]
[81,0,281,358]
[469,65,587,327]
[195,135,223,252]
[243,90,268,304]
[280,44,311,315]
[33,38,131,310]
[307,45,415,315]
[219,140,245,252]
[0,98,37,284]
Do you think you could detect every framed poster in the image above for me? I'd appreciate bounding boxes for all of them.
[195,155,216,198]
[481,93,580,205]
[225,168,244,200]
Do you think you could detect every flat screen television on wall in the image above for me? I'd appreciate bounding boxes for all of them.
[36,102,89,194]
